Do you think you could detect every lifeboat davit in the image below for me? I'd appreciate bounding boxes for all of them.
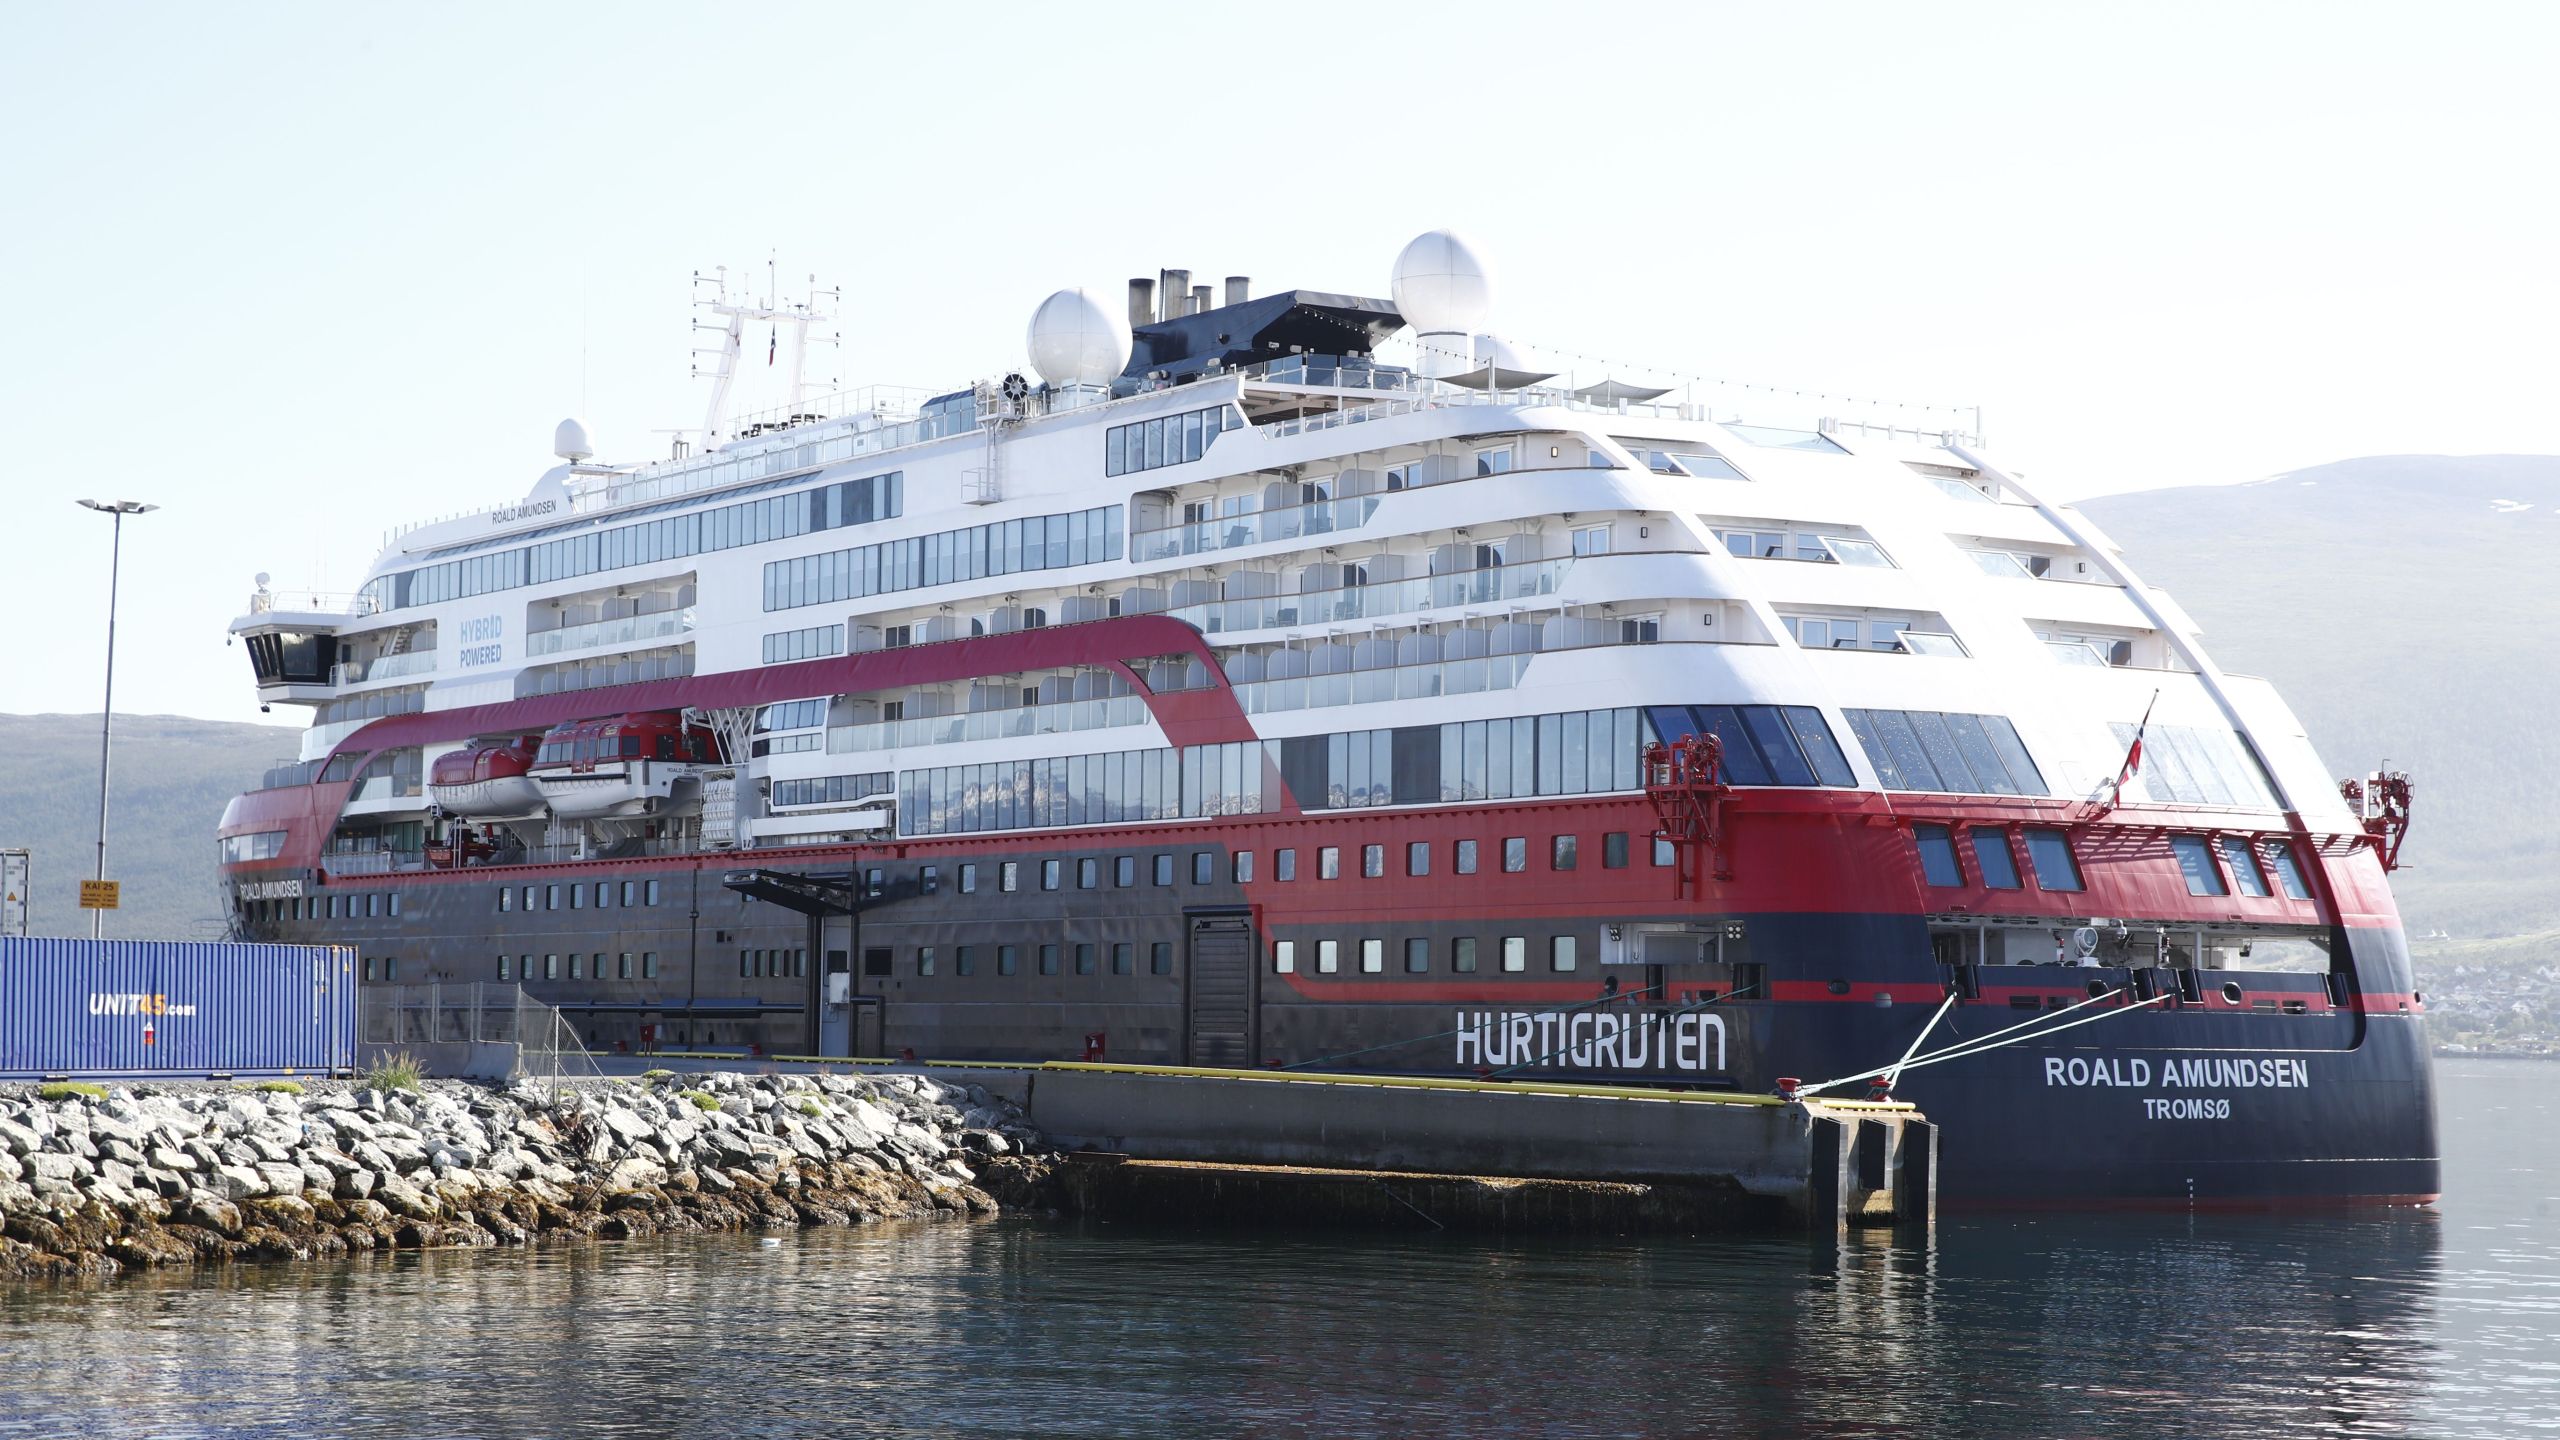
[529,712,722,822]
[426,738,547,821]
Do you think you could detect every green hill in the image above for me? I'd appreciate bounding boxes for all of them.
[2081,454,2560,941]
[0,713,302,940]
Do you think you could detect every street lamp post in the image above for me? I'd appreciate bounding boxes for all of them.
[76,500,157,940]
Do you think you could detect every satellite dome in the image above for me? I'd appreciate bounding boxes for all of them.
[1026,288,1131,389]
[552,417,594,463]
[1391,229,1493,337]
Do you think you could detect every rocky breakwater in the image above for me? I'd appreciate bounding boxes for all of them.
[0,1071,1050,1280]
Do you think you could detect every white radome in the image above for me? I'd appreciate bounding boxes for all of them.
[1026,288,1132,389]
[1390,229,1493,336]
[552,417,594,463]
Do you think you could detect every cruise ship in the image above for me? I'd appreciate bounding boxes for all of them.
[217,232,2437,1206]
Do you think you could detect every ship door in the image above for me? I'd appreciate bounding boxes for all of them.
[818,916,854,1057]
[1184,912,1256,1068]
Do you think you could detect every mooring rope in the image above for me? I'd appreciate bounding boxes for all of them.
[1796,988,2170,1097]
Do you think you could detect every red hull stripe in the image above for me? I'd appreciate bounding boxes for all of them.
[226,783,2407,935]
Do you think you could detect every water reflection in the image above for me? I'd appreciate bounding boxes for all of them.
[2,1062,2550,1438]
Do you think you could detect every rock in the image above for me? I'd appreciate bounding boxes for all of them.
[185,1193,242,1234]
[148,1145,197,1173]
[24,1153,83,1185]
[255,1161,309,1198]
[336,1168,376,1201]
[603,1158,667,1191]
[374,1177,439,1220]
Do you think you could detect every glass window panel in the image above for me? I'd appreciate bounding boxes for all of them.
[1971,829,2022,888]
[1741,706,1816,786]
[1865,710,1943,791]
[1693,706,1774,785]
[2024,829,2084,890]
[1783,707,1856,787]
[2170,834,2228,896]
[1980,717,2048,796]
[2261,841,2312,900]
[1906,712,1980,792]
[2219,836,2271,897]
[1914,823,1964,887]
[1941,713,2020,796]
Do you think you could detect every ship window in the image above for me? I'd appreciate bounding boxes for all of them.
[1502,837,1527,872]
[1453,937,1479,973]
[1408,842,1431,877]
[959,864,978,894]
[1604,833,1629,869]
[1502,937,1527,973]
[1277,848,1297,881]
[1404,938,1430,974]
[998,944,1020,976]
[921,865,941,895]
[546,884,561,910]
[2261,841,2312,900]
[570,885,583,910]
[1154,854,1175,886]
[500,888,513,913]
[2024,829,2084,891]
[1971,829,2022,889]
[498,955,512,981]
[1318,940,1340,974]
[1551,935,1578,972]
[642,952,657,978]
[1232,850,1254,884]
[2218,836,2272,897]
[1105,942,1129,976]
[1075,943,1096,976]
[1968,550,2036,580]
[619,953,633,979]
[1193,851,1215,885]
[740,951,752,978]
[1001,862,1019,893]
[1822,536,1893,568]
[545,954,559,979]
[645,880,660,905]
[918,947,938,977]
[1273,941,1296,974]
[1077,858,1099,889]
[1152,941,1174,975]
[2170,835,2228,896]
[1042,860,1062,891]
[1553,835,1578,871]
[1319,847,1341,879]
[865,867,885,899]
[594,884,610,910]
[1653,838,1675,867]
[1361,939,1384,974]
[956,946,978,977]
[1913,824,1964,887]
[1845,710,2047,796]
[1457,840,1479,875]
[1363,844,1385,878]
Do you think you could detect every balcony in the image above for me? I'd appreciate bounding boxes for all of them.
[524,608,694,658]
[828,693,1152,756]
[1166,558,1576,635]
[1133,492,1391,562]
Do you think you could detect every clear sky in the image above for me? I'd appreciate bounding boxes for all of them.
[3,3,2553,729]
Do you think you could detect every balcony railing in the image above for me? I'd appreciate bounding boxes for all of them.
[828,693,1152,755]
[1166,558,1577,635]
[524,608,695,657]
[1133,493,1390,561]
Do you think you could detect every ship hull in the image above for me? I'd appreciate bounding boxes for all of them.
[220,805,2440,1209]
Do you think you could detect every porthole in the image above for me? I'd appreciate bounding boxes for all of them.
[2221,981,2245,1006]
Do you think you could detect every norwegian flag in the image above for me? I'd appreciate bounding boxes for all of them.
[2112,692,2158,807]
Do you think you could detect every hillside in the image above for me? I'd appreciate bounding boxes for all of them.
[2083,455,2560,940]
[0,713,302,940]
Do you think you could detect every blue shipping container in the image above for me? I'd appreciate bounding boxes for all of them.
[0,939,358,1080]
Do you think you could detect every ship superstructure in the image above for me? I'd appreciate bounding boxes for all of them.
[218,232,2436,1205]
